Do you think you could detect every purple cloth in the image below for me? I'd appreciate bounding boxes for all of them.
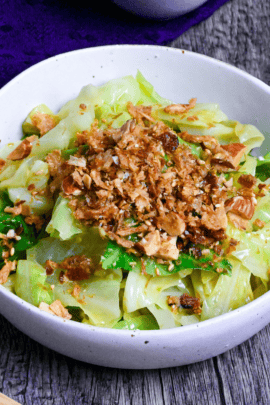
[0,0,230,88]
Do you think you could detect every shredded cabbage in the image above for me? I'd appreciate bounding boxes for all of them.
[46,196,83,240]
[0,71,268,331]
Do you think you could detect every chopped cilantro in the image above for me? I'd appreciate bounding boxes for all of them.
[101,240,232,276]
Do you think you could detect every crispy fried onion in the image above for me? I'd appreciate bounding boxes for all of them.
[46,103,251,260]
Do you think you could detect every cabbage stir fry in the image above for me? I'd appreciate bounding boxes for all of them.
[0,72,269,330]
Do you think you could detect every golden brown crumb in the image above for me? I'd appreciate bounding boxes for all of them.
[187,115,199,122]
[167,293,201,314]
[221,143,247,168]
[0,158,6,172]
[238,174,257,189]
[27,183,35,191]
[46,105,243,257]
[216,268,223,273]
[253,218,266,229]
[72,284,81,297]
[228,212,249,231]
[24,215,45,231]
[7,136,37,161]
[164,98,197,115]
[225,196,256,220]
[50,255,94,282]
[0,261,16,284]
[39,300,72,320]
[4,205,22,216]
[45,259,58,276]
[31,112,56,136]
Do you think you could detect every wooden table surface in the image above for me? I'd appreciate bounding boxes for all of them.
[1,0,270,404]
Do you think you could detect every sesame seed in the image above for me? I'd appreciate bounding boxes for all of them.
[6,229,16,238]
[112,156,119,165]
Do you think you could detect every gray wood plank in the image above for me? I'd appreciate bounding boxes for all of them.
[4,313,270,405]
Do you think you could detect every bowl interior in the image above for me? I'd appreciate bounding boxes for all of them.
[0,45,270,368]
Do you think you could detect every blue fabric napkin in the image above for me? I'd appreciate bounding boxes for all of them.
[0,0,230,87]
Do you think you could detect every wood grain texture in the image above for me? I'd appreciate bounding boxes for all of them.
[1,0,270,404]
[171,0,270,85]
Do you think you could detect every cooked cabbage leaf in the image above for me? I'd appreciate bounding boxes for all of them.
[227,222,270,282]
[22,104,60,138]
[113,310,159,330]
[15,259,53,306]
[46,267,122,328]
[201,258,253,320]
[46,196,82,240]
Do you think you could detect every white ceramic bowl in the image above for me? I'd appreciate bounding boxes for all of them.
[0,45,270,369]
[112,0,208,19]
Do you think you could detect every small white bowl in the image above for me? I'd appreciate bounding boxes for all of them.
[0,45,270,369]
[112,0,208,19]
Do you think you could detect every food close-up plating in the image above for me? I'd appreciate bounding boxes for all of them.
[0,71,269,331]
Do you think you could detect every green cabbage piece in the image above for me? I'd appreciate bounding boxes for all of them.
[0,164,19,184]
[113,309,159,330]
[45,267,122,328]
[235,122,264,152]
[58,71,169,131]
[26,230,120,327]
[251,275,268,300]
[123,269,192,313]
[146,303,177,329]
[238,155,257,176]
[151,294,200,328]
[2,273,16,293]
[189,270,220,320]
[30,115,94,160]
[8,187,53,215]
[0,159,53,214]
[28,72,166,159]
[0,141,21,160]
[22,104,60,138]
[152,105,264,153]
[15,259,53,306]
[227,222,270,282]
[135,70,171,106]
[59,76,140,118]
[0,157,34,189]
[123,269,198,328]
[152,103,228,130]
[201,258,253,321]
[27,229,107,266]
[58,75,141,132]
[46,196,82,240]
[251,193,270,226]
